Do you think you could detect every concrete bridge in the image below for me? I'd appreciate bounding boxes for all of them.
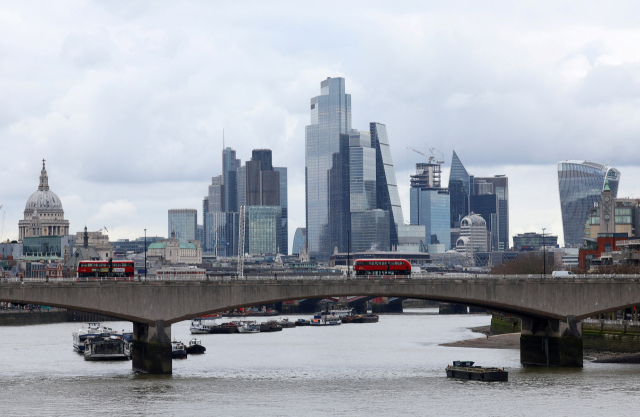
[2,275,640,373]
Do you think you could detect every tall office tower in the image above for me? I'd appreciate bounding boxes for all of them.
[274,167,288,254]
[351,209,390,252]
[206,212,239,257]
[168,209,198,243]
[349,130,376,212]
[470,190,499,251]
[305,77,351,260]
[474,175,509,251]
[328,134,351,253]
[558,160,621,247]
[292,227,306,255]
[410,161,451,252]
[371,122,404,247]
[243,206,282,255]
[449,150,470,228]
[208,175,224,212]
[222,147,241,213]
[244,150,281,207]
[236,166,246,208]
[252,149,273,171]
[202,196,209,251]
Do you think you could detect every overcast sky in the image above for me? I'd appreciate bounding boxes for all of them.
[2,0,640,248]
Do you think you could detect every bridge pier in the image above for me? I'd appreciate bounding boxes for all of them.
[520,316,583,367]
[131,320,172,374]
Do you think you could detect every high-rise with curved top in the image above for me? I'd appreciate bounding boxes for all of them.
[557,160,621,248]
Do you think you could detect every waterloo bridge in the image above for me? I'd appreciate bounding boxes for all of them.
[2,274,640,374]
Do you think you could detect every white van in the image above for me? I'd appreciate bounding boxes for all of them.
[551,270,575,277]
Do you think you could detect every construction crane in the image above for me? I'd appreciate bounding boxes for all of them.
[406,144,445,165]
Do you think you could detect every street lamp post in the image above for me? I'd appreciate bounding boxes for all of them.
[144,228,147,281]
[542,227,546,276]
[347,228,351,277]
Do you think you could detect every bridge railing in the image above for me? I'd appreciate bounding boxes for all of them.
[582,318,640,326]
[2,273,640,284]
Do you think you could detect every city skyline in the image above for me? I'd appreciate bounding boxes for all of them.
[3,2,640,248]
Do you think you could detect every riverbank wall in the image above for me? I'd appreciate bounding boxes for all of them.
[582,319,640,353]
[490,313,521,334]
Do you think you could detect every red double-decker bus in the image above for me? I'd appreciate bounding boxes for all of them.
[77,260,135,281]
[352,259,412,277]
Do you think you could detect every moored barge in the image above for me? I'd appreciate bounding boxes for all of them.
[445,361,508,381]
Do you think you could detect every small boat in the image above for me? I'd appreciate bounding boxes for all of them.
[83,335,129,361]
[310,312,342,326]
[185,339,206,354]
[260,321,283,332]
[73,323,114,352]
[277,318,295,328]
[295,319,311,326]
[238,321,261,334]
[190,318,217,334]
[172,340,188,359]
[355,314,379,323]
[445,361,508,381]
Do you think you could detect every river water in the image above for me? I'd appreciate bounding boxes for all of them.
[0,309,638,416]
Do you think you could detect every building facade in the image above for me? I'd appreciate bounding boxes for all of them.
[513,232,559,251]
[305,77,352,261]
[168,209,198,244]
[455,213,488,257]
[148,230,202,265]
[409,160,450,252]
[371,122,404,249]
[449,150,470,229]
[473,176,509,251]
[206,211,240,257]
[292,227,306,255]
[244,206,282,255]
[18,161,70,241]
[350,210,390,252]
[558,160,621,248]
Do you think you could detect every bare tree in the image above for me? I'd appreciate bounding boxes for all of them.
[491,252,556,275]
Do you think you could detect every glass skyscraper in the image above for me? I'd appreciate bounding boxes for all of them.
[349,131,376,212]
[244,206,282,255]
[292,227,306,255]
[274,167,288,254]
[410,161,451,251]
[449,150,470,228]
[351,209,390,252]
[206,212,239,257]
[168,209,198,243]
[371,122,404,246]
[305,77,351,260]
[410,188,451,251]
[222,147,240,213]
[558,160,621,247]
[473,176,509,251]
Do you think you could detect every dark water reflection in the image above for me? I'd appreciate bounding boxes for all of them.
[1,310,638,416]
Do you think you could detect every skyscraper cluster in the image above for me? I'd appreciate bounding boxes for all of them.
[201,148,288,256]
[305,78,405,260]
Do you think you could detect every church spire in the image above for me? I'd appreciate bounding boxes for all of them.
[39,159,49,191]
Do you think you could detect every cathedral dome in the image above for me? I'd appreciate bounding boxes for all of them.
[25,189,64,212]
[24,160,64,213]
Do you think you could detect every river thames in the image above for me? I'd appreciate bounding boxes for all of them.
[1,310,638,416]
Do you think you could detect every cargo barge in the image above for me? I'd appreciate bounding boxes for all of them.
[445,361,508,381]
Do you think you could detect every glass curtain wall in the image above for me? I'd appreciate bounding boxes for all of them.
[558,161,621,247]
[305,77,351,261]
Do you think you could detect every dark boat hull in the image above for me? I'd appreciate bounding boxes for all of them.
[446,369,508,381]
[186,345,206,354]
[295,320,310,326]
[172,350,188,359]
